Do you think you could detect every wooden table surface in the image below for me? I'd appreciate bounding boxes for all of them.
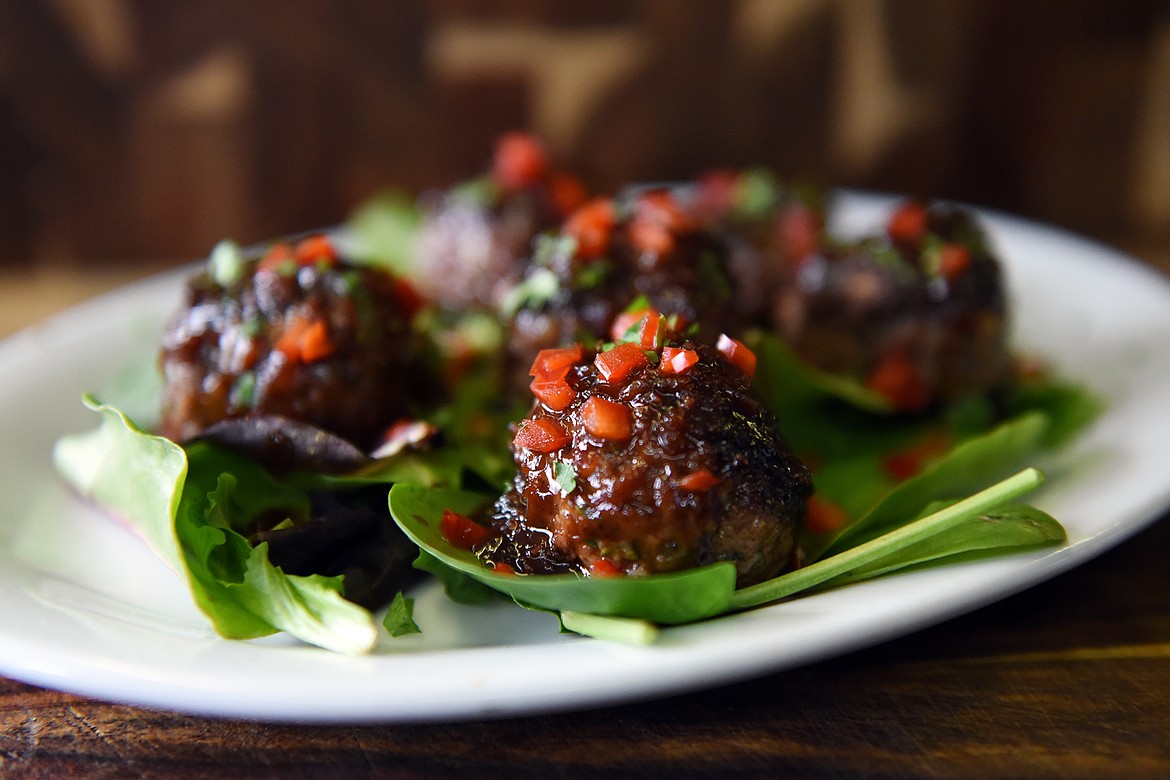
[2,263,1169,778]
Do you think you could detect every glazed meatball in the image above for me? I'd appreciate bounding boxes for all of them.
[481,331,812,587]
[412,132,587,311]
[685,169,827,325]
[505,188,743,376]
[158,233,424,449]
[773,199,1012,411]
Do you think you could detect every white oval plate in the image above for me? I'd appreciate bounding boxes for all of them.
[1,192,1168,723]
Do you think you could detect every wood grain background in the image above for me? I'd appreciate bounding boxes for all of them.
[2,0,1169,270]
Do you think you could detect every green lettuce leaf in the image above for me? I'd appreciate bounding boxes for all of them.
[53,396,379,654]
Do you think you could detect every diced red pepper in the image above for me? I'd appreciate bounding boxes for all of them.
[628,219,676,256]
[866,350,931,412]
[258,242,296,273]
[778,204,822,266]
[589,559,624,577]
[373,418,439,459]
[547,170,588,218]
[635,190,693,233]
[492,131,547,191]
[530,345,583,379]
[530,377,575,411]
[293,234,338,267]
[676,467,720,492]
[881,433,951,481]
[581,396,632,441]
[610,309,642,342]
[628,190,694,257]
[610,308,663,349]
[441,509,491,550]
[805,496,848,534]
[594,342,650,385]
[716,334,756,379]
[529,345,584,381]
[491,561,516,575]
[887,200,928,246]
[882,453,922,482]
[513,417,571,453]
[691,170,739,221]
[660,346,700,376]
[393,276,425,320]
[938,243,971,279]
[275,316,335,363]
[565,199,617,261]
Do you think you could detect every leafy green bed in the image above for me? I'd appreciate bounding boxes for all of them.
[52,329,1099,651]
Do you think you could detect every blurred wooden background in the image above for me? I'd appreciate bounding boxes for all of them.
[1,0,1168,273]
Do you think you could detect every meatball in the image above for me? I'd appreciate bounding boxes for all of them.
[685,169,827,325]
[505,188,743,377]
[773,199,1012,411]
[412,132,588,311]
[158,233,424,449]
[482,332,812,587]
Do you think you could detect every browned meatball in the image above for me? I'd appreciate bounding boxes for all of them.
[685,169,827,325]
[505,188,742,378]
[773,199,1011,411]
[412,132,587,311]
[158,234,424,449]
[481,334,812,587]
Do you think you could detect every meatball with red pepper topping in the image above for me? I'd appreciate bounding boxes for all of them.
[686,169,827,325]
[412,132,588,311]
[773,199,1012,412]
[158,233,426,449]
[481,320,812,587]
[504,187,743,378]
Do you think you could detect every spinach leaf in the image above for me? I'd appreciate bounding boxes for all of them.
[728,468,1048,609]
[818,504,1066,588]
[816,413,1049,559]
[389,469,1054,637]
[388,484,739,625]
[749,330,894,414]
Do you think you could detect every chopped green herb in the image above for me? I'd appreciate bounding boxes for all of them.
[382,592,422,637]
[345,188,421,276]
[449,176,499,209]
[696,250,732,301]
[920,234,946,277]
[623,294,651,313]
[531,233,578,268]
[733,168,779,220]
[574,259,612,289]
[500,267,560,317]
[554,461,577,495]
[241,317,265,338]
[208,239,246,288]
[230,372,257,409]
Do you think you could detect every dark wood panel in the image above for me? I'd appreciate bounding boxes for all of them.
[1,1,1168,267]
